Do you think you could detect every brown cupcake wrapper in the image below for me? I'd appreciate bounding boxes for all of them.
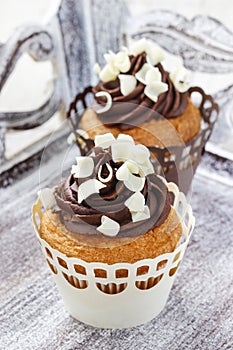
[67,86,219,193]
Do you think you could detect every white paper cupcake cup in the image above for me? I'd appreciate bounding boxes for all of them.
[32,180,195,329]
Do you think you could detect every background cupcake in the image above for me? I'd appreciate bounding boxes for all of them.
[33,133,195,328]
[67,39,218,193]
[80,38,202,147]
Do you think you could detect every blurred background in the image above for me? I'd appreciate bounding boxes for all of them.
[0,0,232,182]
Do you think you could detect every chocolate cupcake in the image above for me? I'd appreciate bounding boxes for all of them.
[33,133,195,328]
[80,38,201,147]
[67,39,218,193]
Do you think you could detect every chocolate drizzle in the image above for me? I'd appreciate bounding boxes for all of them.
[93,53,189,130]
[54,146,172,238]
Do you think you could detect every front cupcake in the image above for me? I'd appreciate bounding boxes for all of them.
[80,38,202,148]
[32,133,195,328]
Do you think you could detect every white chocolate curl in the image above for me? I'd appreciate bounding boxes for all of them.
[118,74,137,96]
[111,135,152,192]
[124,172,145,192]
[135,63,168,102]
[94,133,115,148]
[144,82,168,103]
[97,215,120,236]
[131,205,150,223]
[114,51,131,73]
[115,162,131,181]
[98,163,113,183]
[116,162,145,192]
[104,50,116,66]
[124,160,140,174]
[131,144,150,164]
[103,50,130,73]
[169,66,191,93]
[135,63,161,85]
[124,192,145,212]
[71,156,94,178]
[97,50,131,83]
[95,91,112,113]
[117,134,134,143]
[130,39,165,66]
[99,63,119,82]
[144,67,162,86]
[139,159,154,177]
[38,188,56,209]
[77,179,106,204]
[146,44,165,66]
[129,38,148,56]
[135,63,152,85]
[116,161,139,181]
[111,141,133,163]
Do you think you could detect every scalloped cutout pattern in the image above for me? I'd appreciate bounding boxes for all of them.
[33,180,195,296]
[63,273,88,289]
[96,282,127,294]
[135,274,163,290]
[46,259,58,275]
[169,262,181,277]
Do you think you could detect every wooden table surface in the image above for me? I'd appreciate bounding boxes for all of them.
[0,136,233,350]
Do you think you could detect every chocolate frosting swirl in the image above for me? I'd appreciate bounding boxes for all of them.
[93,53,188,130]
[54,146,172,238]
